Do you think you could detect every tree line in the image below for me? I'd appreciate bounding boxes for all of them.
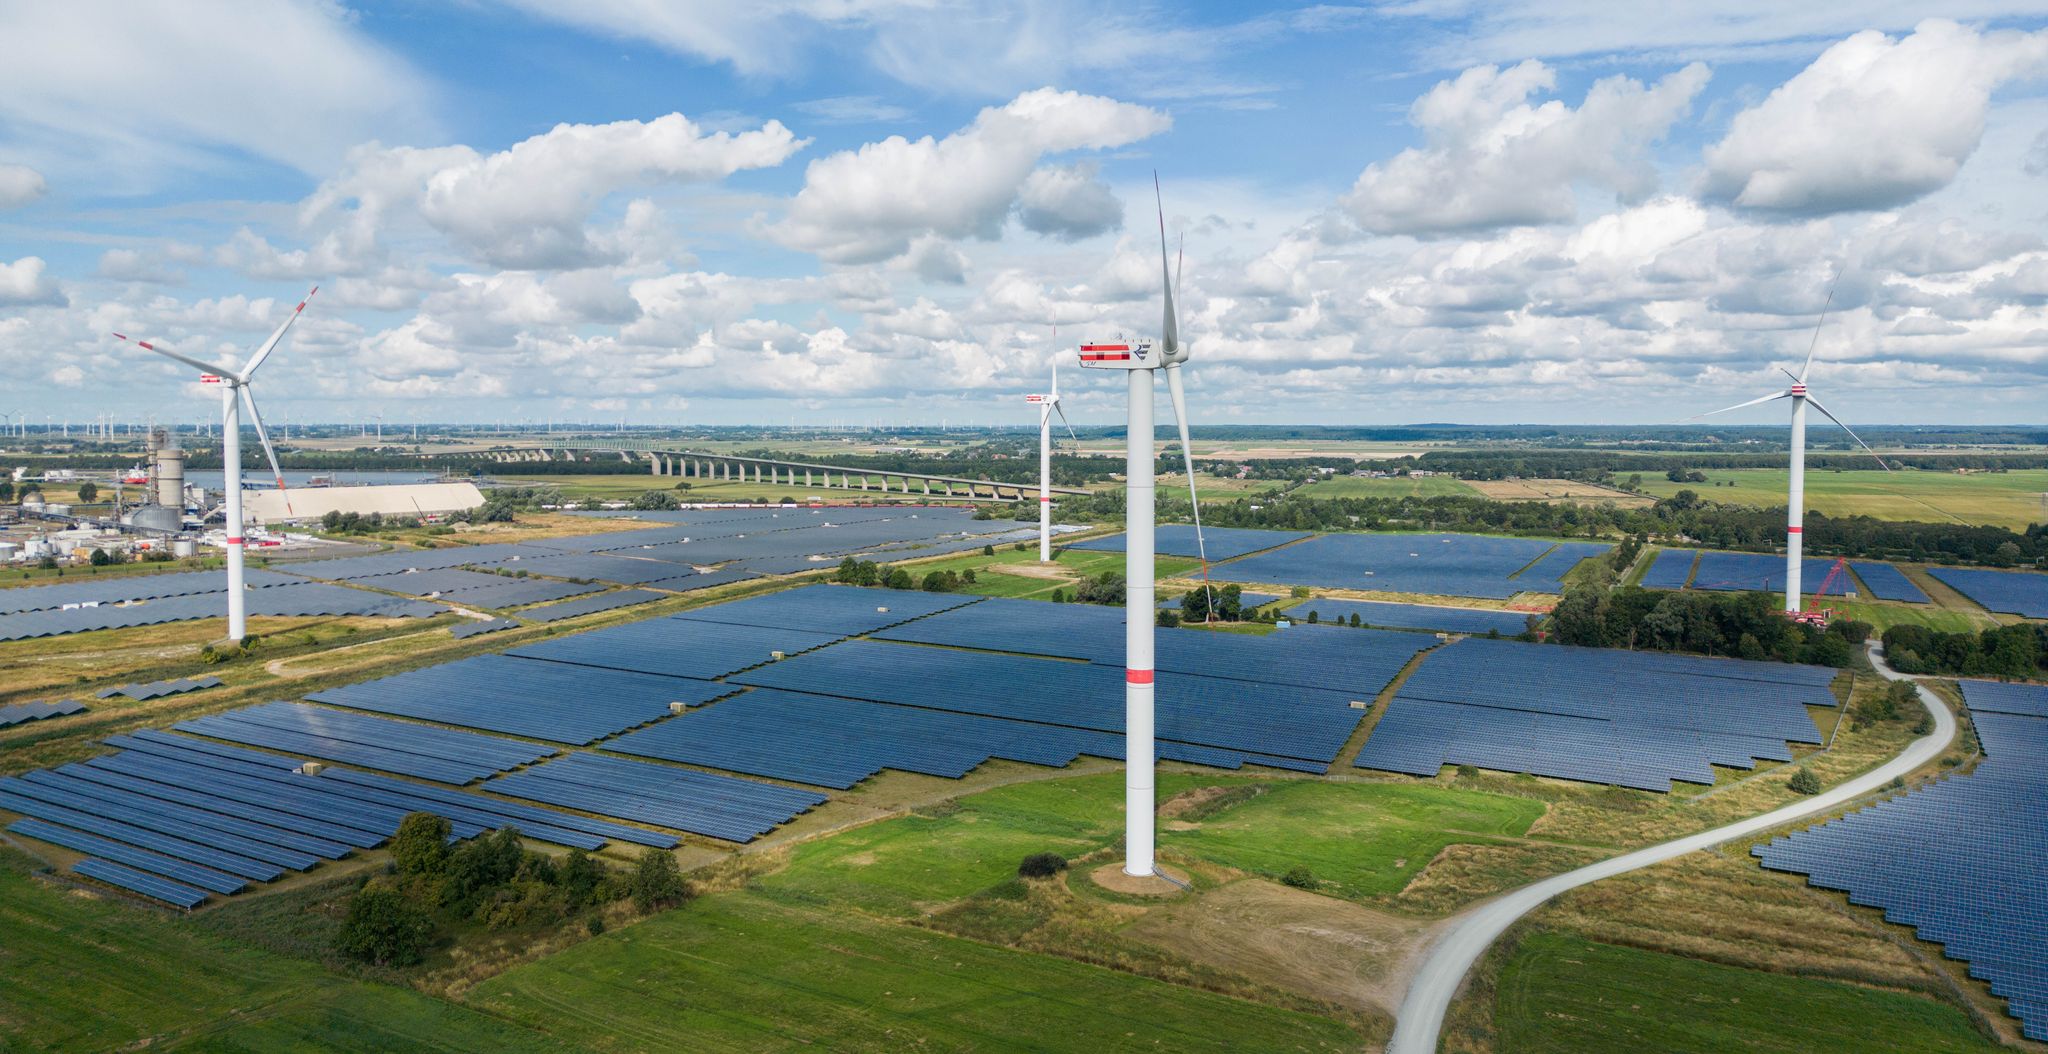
[1880,623,2045,679]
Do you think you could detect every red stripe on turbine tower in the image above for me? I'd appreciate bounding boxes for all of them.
[1787,526,1803,534]
[1127,669,1154,684]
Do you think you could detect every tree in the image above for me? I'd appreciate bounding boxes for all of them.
[446,827,523,910]
[0,481,12,502]
[632,847,687,911]
[1788,767,1822,795]
[1157,608,1180,627]
[883,567,912,590]
[560,850,605,908]
[89,548,111,566]
[630,490,680,510]
[1306,610,1319,624]
[335,887,434,966]
[76,482,98,503]
[1348,612,1361,627]
[981,544,995,556]
[390,812,452,876]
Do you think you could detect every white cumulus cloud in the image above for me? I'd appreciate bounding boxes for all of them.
[776,88,1169,264]
[300,115,806,271]
[0,164,45,208]
[1701,19,2048,215]
[1343,59,1710,236]
[0,257,65,306]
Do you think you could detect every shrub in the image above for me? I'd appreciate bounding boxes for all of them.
[586,915,606,936]
[1788,767,1822,795]
[335,887,434,966]
[1305,610,1319,624]
[390,813,452,876]
[982,544,995,556]
[1279,866,1317,890]
[1911,713,1934,735]
[1456,764,1478,778]
[1017,852,1068,878]
[1156,609,1180,628]
[560,849,605,908]
[632,848,687,912]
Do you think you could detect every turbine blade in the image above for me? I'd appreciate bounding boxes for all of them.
[239,386,295,514]
[1804,393,1891,471]
[111,333,235,379]
[1164,362,1215,619]
[1155,173,1177,355]
[1053,401,1078,444]
[1688,390,1790,419]
[241,285,318,379]
[1799,267,1842,383]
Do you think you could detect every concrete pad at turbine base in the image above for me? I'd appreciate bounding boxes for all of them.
[1090,861,1191,897]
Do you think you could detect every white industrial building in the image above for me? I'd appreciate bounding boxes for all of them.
[241,482,486,525]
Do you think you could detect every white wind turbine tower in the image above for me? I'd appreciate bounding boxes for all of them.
[1078,178,1211,879]
[1024,356,1076,561]
[1691,274,1887,615]
[113,286,316,642]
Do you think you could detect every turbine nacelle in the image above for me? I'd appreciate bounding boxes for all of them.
[1079,338,1162,370]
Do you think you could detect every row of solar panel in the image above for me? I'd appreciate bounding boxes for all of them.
[1205,532,1610,599]
[484,752,827,844]
[0,699,87,727]
[1928,567,2048,619]
[0,582,446,641]
[0,568,303,614]
[96,676,222,701]
[1639,549,1932,603]
[1753,692,2047,1041]
[1274,598,1529,636]
[175,702,555,784]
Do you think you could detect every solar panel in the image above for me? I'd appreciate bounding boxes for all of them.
[1639,549,1698,590]
[672,584,980,636]
[1847,562,1929,604]
[519,588,672,623]
[310,653,732,744]
[1275,599,1529,636]
[512,618,846,682]
[1067,526,1309,561]
[73,857,208,908]
[1926,567,2048,619]
[1208,532,1608,599]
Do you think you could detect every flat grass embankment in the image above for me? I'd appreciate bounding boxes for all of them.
[1635,467,2048,530]
[468,890,1367,1054]
[0,847,566,1053]
[1481,930,2001,1054]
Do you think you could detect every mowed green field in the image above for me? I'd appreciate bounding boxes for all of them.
[1292,474,1477,499]
[896,545,1200,600]
[469,893,1364,1053]
[1824,598,1998,633]
[0,850,565,1053]
[758,772,1545,913]
[1494,933,2000,1054]
[1635,468,2048,530]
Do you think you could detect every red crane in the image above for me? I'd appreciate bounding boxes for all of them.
[1790,557,1851,626]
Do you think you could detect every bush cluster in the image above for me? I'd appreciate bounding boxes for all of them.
[1550,584,1870,668]
[334,813,676,967]
[1881,622,2044,679]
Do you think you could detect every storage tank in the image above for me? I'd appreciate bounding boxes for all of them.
[127,505,182,534]
[171,537,197,558]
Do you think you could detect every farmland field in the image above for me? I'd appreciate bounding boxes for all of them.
[1635,468,2048,530]
[1490,932,1999,1054]
[1292,475,1477,499]
[1465,478,1654,507]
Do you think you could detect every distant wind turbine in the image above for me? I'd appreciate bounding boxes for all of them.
[113,286,316,641]
[1690,272,1887,615]
[1024,352,1076,562]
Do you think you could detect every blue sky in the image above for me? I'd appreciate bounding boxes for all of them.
[2,2,2047,428]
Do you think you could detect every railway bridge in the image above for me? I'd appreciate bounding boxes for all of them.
[478,438,1086,502]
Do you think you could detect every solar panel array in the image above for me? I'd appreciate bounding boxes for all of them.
[1640,549,1698,589]
[1356,637,1840,791]
[1066,525,1310,561]
[0,568,304,614]
[1208,532,1609,599]
[674,583,978,635]
[1689,553,1853,595]
[0,728,668,907]
[1847,562,1931,603]
[512,617,846,681]
[1277,599,1530,636]
[310,653,734,744]
[734,637,1370,772]
[0,699,87,727]
[1755,684,2048,1041]
[175,702,555,784]
[96,676,223,701]
[449,617,517,639]
[1927,567,2048,619]
[0,582,446,641]
[1958,679,2048,718]
[484,752,826,843]
[520,587,673,623]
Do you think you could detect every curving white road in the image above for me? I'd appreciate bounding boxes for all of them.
[1386,643,1958,1054]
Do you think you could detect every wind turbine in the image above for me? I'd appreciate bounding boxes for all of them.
[1078,177,1210,880]
[1691,274,1886,615]
[1024,354,1076,561]
[113,286,315,641]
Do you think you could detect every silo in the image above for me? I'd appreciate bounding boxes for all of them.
[155,440,186,508]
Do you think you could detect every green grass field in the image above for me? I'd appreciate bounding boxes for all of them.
[1493,932,2000,1054]
[1635,468,2048,530]
[0,849,562,1053]
[469,892,1365,1053]
[892,545,1200,600]
[1824,598,1997,633]
[1292,474,1477,499]
[759,772,1545,912]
